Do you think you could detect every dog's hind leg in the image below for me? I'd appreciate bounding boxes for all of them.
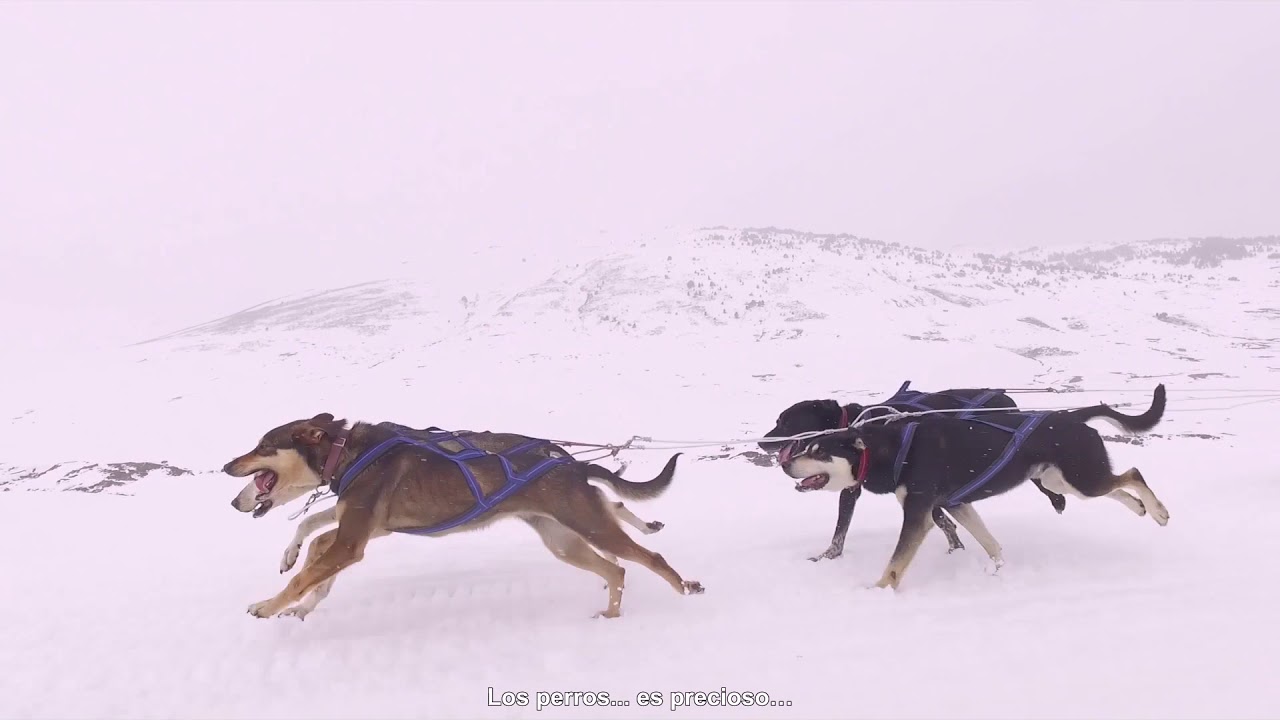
[280,506,338,574]
[1114,468,1169,526]
[604,496,664,535]
[525,516,627,618]
[945,503,1004,569]
[1038,463,1169,527]
[558,498,705,604]
[1106,489,1148,516]
[874,491,935,591]
[586,488,662,564]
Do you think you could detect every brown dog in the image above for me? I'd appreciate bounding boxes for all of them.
[223,414,705,620]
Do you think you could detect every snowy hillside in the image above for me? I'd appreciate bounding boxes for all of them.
[3,228,1276,473]
[1,228,1278,719]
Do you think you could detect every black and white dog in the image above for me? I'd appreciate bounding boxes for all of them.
[760,386,1067,561]
[777,384,1170,590]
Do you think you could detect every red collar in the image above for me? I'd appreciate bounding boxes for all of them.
[856,446,870,484]
[321,427,351,487]
[839,405,850,428]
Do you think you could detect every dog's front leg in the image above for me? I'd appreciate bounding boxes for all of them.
[277,529,343,620]
[812,485,861,561]
[248,523,372,619]
[281,506,338,573]
[278,577,337,621]
[873,492,935,591]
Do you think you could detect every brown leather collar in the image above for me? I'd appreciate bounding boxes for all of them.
[320,426,352,488]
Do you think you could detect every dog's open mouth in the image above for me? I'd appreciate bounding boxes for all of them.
[252,470,277,518]
[795,474,830,492]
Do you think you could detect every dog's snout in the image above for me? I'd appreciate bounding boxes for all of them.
[758,433,785,453]
[222,459,239,475]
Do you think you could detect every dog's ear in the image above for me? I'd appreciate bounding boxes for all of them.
[293,424,328,446]
[296,413,347,445]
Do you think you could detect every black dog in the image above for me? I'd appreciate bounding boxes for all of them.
[759,383,1067,561]
[778,384,1169,590]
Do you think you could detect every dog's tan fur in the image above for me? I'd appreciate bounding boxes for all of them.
[224,414,704,620]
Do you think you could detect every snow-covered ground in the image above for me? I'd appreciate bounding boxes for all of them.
[2,229,1278,719]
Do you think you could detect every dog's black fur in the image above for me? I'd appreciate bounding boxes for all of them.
[782,384,1170,590]
[759,388,1067,562]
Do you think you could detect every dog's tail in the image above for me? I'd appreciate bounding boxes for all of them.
[1062,383,1167,434]
[586,453,681,500]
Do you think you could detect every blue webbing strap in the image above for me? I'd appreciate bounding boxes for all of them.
[942,412,1049,507]
[333,435,412,496]
[891,422,919,486]
[883,381,1006,415]
[871,384,1031,508]
[883,380,935,412]
[960,389,1001,413]
[330,429,575,535]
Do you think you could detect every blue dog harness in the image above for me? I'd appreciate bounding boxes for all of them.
[330,425,577,536]
[873,380,1005,417]
[874,381,1049,507]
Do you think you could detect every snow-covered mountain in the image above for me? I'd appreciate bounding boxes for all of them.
[3,227,1276,479]
[131,227,1280,355]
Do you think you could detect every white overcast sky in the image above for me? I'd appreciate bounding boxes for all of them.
[1,1,1277,348]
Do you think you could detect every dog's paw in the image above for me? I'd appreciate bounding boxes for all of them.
[247,599,280,618]
[592,609,621,620]
[808,546,842,562]
[871,572,901,592]
[682,580,705,595]
[644,521,664,534]
[278,606,313,621]
[1149,501,1170,526]
[280,544,301,574]
[1116,492,1147,517]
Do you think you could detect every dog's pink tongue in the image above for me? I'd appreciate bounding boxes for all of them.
[254,471,275,494]
[778,442,794,465]
[798,475,825,491]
